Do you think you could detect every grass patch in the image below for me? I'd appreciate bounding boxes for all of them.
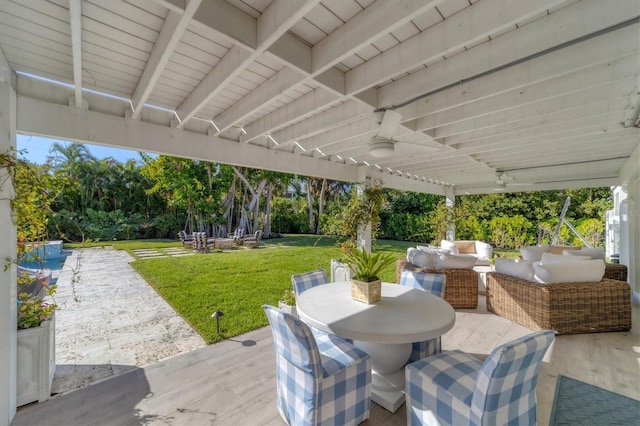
[131,235,412,344]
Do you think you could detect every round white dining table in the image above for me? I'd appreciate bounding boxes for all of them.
[296,281,456,413]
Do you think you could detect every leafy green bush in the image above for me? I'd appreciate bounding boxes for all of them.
[489,215,535,249]
[270,197,310,234]
[574,218,604,247]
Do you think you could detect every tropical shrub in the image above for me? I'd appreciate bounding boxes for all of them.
[489,215,535,249]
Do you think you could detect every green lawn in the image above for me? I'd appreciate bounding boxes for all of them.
[130,235,414,344]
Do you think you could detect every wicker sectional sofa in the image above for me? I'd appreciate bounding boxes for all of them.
[486,272,632,335]
[396,259,478,309]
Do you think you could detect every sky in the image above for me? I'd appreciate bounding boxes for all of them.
[17,135,146,165]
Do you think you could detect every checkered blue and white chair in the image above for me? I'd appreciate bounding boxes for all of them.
[291,269,329,297]
[263,305,372,426]
[405,330,555,426]
[400,269,447,362]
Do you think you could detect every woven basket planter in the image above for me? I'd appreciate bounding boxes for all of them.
[351,279,381,304]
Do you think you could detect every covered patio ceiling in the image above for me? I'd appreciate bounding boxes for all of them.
[0,0,638,196]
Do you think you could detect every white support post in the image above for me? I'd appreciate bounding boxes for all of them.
[0,75,18,424]
[445,186,455,241]
[356,167,371,253]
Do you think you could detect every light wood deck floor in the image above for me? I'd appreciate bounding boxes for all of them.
[13,295,639,426]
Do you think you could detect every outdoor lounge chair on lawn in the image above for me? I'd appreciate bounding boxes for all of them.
[178,230,193,249]
[243,230,262,248]
[227,228,246,244]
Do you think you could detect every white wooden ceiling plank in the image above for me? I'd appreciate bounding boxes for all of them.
[389,20,420,42]
[312,0,444,75]
[165,53,210,77]
[452,118,629,152]
[175,44,253,127]
[306,3,344,35]
[82,54,143,82]
[155,77,195,95]
[347,0,568,97]
[124,0,168,19]
[272,100,372,147]
[224,0,262,18]
[618,143,640,184]
[3,1,69,31]
[414,57,639,133]
[86,0,165,31]
[82,1,159,42]
[289,18,326,45]
[159,67,202,87]
[379,0,639,108]
[147,93,184,109]
[462,128,635,156]
[371,34,400,53]
[253,55,284,74]
[83,40,146,70]
[0,30,69,60]
[410,8,443,31]
[321,0,364,22]
[340,55,365,70]
[214,67,306,131]
[224,81,252,99]
[172,44,220,71]
[438,91,633,143]
[240,89,340,143]
[436,0,472,19]
[2,45,71,71]
[354,44,381,62]
[9,61,72,84]
[130,0,201,119]
[180,30,231,56]
[82,20,153,54]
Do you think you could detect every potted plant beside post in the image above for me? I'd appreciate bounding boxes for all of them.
[16,290,57,406]
[343,247,396,304]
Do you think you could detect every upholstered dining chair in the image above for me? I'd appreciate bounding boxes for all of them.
[291,269,329,297]
[263,305,372,426]
[405,330,555,426]
[400,269,447,362]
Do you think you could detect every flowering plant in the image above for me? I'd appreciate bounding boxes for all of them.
[17,290,57,330]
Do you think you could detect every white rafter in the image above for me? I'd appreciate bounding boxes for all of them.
[130,0,201,119]
[69,0,83,108]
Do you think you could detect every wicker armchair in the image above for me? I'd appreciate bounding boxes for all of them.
[396,259,478,309]
[604,263,627,281]
[486,272,632,335]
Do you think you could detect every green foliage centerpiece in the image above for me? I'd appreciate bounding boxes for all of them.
[343,246,396,304]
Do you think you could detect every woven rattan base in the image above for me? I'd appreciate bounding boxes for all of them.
[396,259,478,309]
[486,272,632,335]
[604,263,628,281]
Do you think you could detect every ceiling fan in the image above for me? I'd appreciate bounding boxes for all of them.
[368,110,440,158]
[493,171,535,191]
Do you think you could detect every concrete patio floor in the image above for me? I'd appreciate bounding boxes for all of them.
[50,247,206,397]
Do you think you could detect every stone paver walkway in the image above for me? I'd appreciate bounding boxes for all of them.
[51,247,205,396]
[131,247,195,259]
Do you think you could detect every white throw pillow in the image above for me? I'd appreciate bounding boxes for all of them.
[563,247,606,260]
[475,241,493,260]
[435,252,476,270]
[540,252,591,264]
[533,259,605,284]
[520,244,550,262]
[495,258,534,281]
[407,248,437,269]
[440,240,459,255]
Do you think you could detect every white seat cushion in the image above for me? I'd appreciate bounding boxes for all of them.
[495,258,534,281]
[533,259,605,284]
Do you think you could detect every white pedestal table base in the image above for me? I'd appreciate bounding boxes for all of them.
[354,340,411,413]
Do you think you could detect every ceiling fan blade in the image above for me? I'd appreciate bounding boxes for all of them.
[377,109,402,139]
[394,141,440,155]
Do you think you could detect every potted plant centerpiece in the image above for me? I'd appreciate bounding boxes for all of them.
[343,246,396,304]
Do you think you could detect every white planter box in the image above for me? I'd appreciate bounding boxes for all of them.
[16,315,55,406]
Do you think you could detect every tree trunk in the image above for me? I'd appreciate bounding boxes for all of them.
[316,178,327,234]
[307,185,315,233]
[264,183,272,238]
